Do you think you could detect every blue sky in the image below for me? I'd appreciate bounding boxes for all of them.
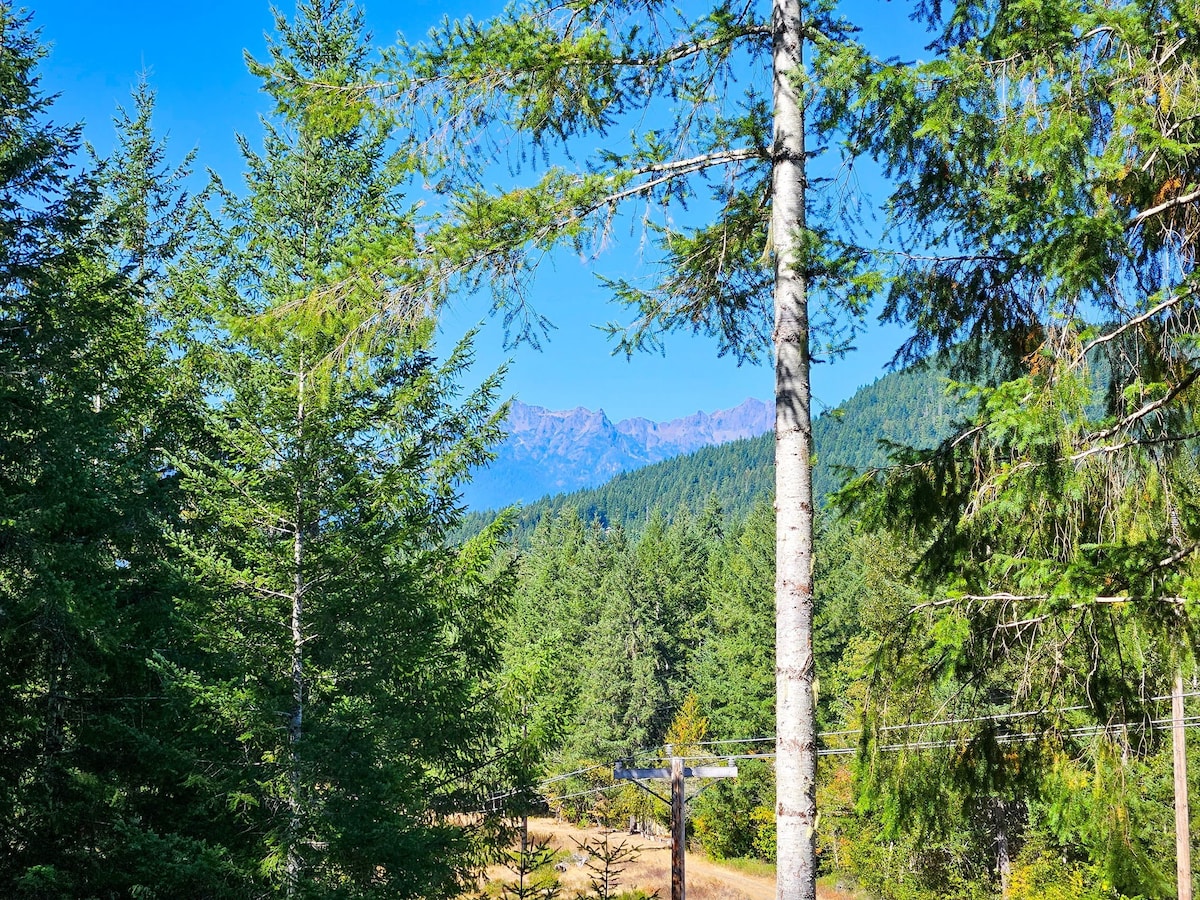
[31,0,924,423]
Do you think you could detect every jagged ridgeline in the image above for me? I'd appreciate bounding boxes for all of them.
[458,361,963,544]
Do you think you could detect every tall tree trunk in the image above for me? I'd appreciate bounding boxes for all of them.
[771,0,816,898]
[286,367,307,899]
[992,798,1012,899]
[1175,668,1193,900]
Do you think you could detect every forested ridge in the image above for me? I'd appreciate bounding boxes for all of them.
[458,361,963,544]
[5,0,1200,898]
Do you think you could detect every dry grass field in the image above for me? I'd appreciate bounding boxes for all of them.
[479,817,860,900]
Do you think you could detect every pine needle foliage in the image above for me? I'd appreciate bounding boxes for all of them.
[839,0,1200,714]
[380,0,880,360]
[833,4,1200,893]
[0,5,234,893]
[163,2,511,896]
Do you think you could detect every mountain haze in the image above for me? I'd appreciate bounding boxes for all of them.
[463,397,774,510]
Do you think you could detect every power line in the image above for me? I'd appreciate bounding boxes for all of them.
[481,693,1200,812]
[543,781,628,804]
[538,762,612,787]
[632,689,1200,760]
[690,735,778,748]
[476,761,615,809]
[667,718,1200,762]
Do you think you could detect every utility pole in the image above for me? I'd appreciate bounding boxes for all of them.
[615,746,737,900]
[1174,669,1193,900]
[671,753,685,900]
[520,713,529,897]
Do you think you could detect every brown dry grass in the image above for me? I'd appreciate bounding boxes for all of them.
[479,817,857,900]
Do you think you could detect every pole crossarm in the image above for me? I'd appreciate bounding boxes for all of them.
[614,765,738,780]
[613,757,739,900]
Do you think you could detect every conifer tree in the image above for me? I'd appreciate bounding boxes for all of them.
[831,6,1200,891]
[693,501,777,743]
[504,510,612,741]
[0,6,229,893]
[167,2,509,895]
[91,73,198,292]
[845,0,1200,742]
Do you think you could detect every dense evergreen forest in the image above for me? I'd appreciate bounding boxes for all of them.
[4,0,1200,899]
[0,5,510,896]
[496,499,1199,899]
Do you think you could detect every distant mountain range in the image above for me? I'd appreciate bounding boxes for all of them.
[457,361,968,543]
[461,397,775,511]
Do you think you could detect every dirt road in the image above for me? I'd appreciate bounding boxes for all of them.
[503,817,853,900]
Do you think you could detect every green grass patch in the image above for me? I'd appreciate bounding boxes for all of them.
[712,856,776,878]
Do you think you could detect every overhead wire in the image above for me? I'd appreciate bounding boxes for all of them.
[668,717,1200,762]
[477,693,1200,811]
[475,761,613,809]
[550,781,629,804]
[631,689,1200,759]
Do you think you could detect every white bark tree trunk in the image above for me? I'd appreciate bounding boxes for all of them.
[771,0,817,898]
[286,367,307,900]
[1175,668,1193,900]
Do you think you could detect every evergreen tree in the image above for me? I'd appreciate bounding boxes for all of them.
[850,0,1200,661]
[570,525,666,760]
[498,508,602,796]
[693,501,777,743]
[816,4,1200,892]
[91,73,198,292]
[166,3,509,895]
[840,0,1200,842]
[0,6,231,894]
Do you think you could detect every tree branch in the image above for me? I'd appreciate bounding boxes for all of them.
[1086,366,1200,443]
[1069,429,1200,464]
[585,146,766,211]
[1076,283,1198,361]
[1128,186,1200,230]
[915,593,1190,620]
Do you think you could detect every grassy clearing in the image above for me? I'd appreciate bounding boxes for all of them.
[816,874,869,900]
[710,857,776,879]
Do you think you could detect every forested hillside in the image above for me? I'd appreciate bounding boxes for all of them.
[460,361,962,543]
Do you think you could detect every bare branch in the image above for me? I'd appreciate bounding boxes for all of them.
[1076,283,1199,361]
[627,25,771,67]
[914,593,1190,616]
[1128,186,1200,230]
[586,146,765,211]
[1154,542,1200,571]
[1070,429,1200,464]
[231,577,295,602]
[1087,366,1200,443]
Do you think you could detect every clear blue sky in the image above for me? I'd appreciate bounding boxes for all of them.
[31,0,923,423]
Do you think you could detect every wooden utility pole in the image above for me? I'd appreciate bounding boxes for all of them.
[615,747,737,900]
[1174,669,1193,900]
[671,753,685,900]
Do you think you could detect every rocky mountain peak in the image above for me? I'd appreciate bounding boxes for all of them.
[462,397,773,511]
